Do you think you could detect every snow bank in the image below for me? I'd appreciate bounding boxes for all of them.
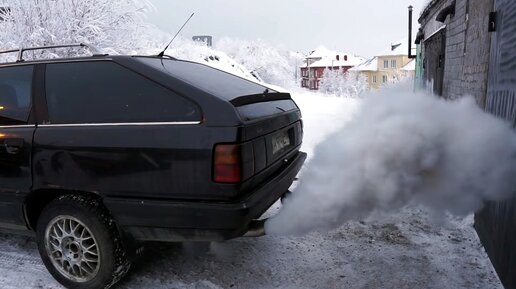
[290,91,361,158]
[266,83,516,235]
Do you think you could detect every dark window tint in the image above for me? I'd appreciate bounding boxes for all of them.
[45,61,201,124]
[139,58,278,101]
[0,65,33,125]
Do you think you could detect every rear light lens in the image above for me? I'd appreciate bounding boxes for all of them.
[213,144,242,183]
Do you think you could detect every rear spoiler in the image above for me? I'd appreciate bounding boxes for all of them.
[230,92,292,107]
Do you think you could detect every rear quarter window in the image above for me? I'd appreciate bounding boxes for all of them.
[45,61,201,124]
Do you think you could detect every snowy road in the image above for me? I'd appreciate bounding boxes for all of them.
[0,208,502,289]
[0,92,503,289]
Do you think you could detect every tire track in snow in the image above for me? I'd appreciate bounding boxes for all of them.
[0,234,62,289]
[0,251,46,271]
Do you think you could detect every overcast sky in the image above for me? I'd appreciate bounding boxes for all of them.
[148,0,427,58]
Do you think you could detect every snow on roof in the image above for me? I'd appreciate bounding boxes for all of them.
[378,39,411,56]
[307,46,335,59]
[309,54,365,68]
[401,59,416,71]
[348,57,378,72]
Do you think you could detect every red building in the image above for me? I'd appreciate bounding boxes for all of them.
[300,48,365,90]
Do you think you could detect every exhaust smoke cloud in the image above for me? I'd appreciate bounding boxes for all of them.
[266,86,516,235]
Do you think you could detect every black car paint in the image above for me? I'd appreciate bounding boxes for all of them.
[0,126,35,229]
[0,55,305,241]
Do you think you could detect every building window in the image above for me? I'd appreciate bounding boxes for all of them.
[384,60,389,69]
[391,60,397,68]
[382,75,388,83]
[373,75,377,83]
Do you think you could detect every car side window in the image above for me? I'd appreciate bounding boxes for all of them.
[45,61,201,124]
[0,65,33,125]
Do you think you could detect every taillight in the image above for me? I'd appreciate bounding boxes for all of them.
[213,144,242,183]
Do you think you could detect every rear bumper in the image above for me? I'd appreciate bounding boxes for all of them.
[104,151,306,242]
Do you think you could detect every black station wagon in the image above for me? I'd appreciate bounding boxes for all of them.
[0,44,306,289]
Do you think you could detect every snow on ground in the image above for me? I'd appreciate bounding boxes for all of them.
[0,91,503,289]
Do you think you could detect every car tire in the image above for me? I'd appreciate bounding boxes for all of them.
[36,194,131,289]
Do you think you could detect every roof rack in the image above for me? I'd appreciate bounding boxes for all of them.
[0,43,106,63]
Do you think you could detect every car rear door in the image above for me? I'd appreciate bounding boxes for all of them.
[0,64,36,229]
[33,60,207,200]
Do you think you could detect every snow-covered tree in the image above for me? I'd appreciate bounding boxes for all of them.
[0,1,300,88]
[0,0,168,61]
[215,38,302,89]
[319,69,368,97]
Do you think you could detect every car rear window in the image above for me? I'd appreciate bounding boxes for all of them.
[138,58,279,101]
[236,99,299,121]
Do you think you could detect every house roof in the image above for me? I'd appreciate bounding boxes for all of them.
[348,57,378,72]
[308,54,365,68]
[299,45,365,68]
[378,39,412,56]
[306,46,335,59]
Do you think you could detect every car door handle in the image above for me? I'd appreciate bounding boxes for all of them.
[4,139,24,155]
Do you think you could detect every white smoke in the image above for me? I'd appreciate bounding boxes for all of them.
[265,84,516,236]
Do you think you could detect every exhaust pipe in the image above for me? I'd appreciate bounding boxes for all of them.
[243,219,267,237]
[243,190,293,237]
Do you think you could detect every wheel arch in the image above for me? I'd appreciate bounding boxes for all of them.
[23,189,102,231]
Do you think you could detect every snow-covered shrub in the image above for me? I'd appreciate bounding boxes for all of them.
[319,70,368,98]
[215,38,302,89]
